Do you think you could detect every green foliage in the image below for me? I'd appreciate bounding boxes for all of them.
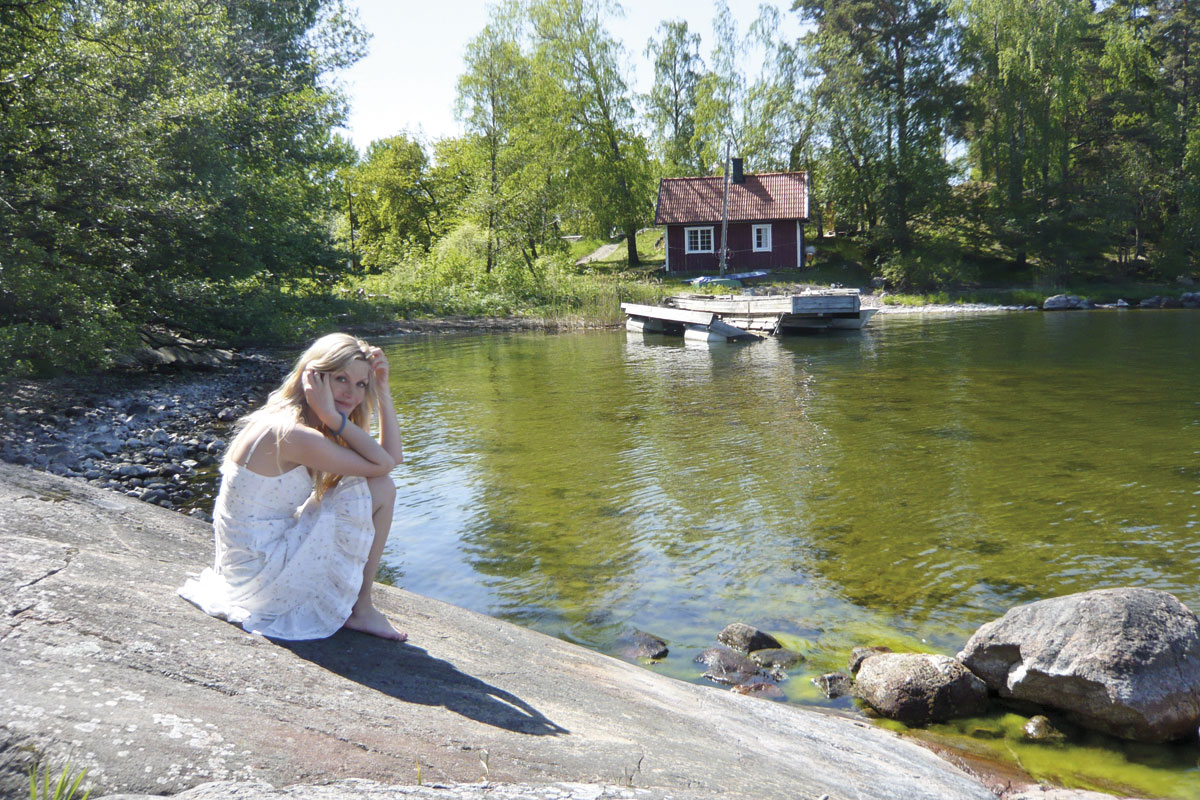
[879,254,954,293]
[0,0,363,375]
[880,291,951,306]
[797,0,961,253]
[352,237,666,324]
[348,134,441,267]
[29,762,90,800]
[157,274,393,347]
[960,0,1092,273]
[455,10,570,273]
[529,0,656,264]
[691,2,746,172]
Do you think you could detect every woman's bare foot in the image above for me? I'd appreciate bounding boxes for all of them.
[344,605,407,641]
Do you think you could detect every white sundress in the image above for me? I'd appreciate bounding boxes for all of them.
[178,429,375,640]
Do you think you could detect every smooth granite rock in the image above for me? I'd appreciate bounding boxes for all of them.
[0,462,997,800]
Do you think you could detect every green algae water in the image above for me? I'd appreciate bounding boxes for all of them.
[381,310,1200,798]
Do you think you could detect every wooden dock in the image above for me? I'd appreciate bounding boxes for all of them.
[622,289,877,342]
[620,303,759,342]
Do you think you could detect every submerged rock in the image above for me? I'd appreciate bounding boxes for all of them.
[812,672,854,699]
[614,630,669,660]
[854,653,988,726]
[749,648,804,670]
[848,645,893,675]
[958,587,1200,743]
[1023,715,1065,742]
[731,681,786,700]
[717,622,782,654]
[695,647,767,685]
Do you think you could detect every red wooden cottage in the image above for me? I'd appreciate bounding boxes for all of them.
[654,169,809,273]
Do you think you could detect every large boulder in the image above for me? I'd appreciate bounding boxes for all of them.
[854,653,988,725]
[958,587,1200,742]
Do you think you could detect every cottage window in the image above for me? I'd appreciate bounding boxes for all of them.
[753,224,772,252]
[685,226,714,254]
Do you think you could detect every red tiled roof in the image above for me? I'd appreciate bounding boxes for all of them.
[654,172,808,225]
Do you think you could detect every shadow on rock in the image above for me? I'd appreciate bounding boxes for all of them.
[280,631,569,736]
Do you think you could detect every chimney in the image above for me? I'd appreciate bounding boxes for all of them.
[731,157,745,184]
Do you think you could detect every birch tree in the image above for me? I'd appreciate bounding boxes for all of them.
[644,20,707,175]
[530,0,653,265]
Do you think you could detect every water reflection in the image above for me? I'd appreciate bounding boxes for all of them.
[383,314,1200,675]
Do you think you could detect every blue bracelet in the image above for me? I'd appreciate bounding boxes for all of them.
[333,412,347,437]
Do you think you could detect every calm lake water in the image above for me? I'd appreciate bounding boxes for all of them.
[380,311,1200,798]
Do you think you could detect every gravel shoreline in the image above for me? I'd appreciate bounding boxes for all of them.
[869,300,1037,314]
[0,352,290,519]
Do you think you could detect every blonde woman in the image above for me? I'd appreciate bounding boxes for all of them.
[179,333,406,641]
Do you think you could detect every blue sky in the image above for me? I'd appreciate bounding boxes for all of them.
[335,0,804,151]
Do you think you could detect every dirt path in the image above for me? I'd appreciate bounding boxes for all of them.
[576,242,620,264]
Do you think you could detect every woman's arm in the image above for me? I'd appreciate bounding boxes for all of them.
[368,347,404,465]
[279,365,397,477]
[279,423,395,477]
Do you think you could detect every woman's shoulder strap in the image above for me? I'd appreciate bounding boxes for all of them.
[235,423,278,467]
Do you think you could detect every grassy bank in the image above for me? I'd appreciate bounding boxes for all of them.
[6,228,1194,378]
[346,235,670,328]
[161,232,1200,348]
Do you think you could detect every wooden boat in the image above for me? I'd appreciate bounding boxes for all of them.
[686,270,769,287]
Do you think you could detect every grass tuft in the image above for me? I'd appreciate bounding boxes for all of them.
[29,762,90,800]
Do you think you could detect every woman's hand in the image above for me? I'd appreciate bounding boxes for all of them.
[301,364,339,428]
[368,347,390,386]
[367,345,402,464]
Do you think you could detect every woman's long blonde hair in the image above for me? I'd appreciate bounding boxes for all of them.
[227,333,381,499]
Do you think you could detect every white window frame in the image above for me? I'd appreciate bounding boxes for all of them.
[752,223,772,252]
[684,226,714,254]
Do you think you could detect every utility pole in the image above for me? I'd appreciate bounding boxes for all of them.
[718,140,730,276]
